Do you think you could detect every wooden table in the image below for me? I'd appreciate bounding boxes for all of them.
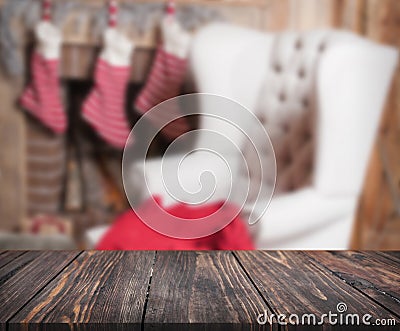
[0,251,399,330]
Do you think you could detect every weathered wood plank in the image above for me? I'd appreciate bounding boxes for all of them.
[0,251,43,287]
[10,251,155,331]
[376,251,400,264]
[0,251,26,269]
[306,251,400,316]
[235,251,399,329]
[0,251,80,324]
[144,251,272,330]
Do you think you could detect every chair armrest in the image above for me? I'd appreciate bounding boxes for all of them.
[315,41,398,196]
[255,187,358,249]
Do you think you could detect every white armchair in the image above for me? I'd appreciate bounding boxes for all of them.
[87,23,398,249]
[192,24,399,249]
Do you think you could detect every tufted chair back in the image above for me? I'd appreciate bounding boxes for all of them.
[191,23,397,208]
[243,30,357,194]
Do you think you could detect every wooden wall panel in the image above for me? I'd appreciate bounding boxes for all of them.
[0,74,25,232]
[284,0,334,30]
[51,0,270,49]
[262,0,290,31]
[331,0,366,33]
[351,0,400,249]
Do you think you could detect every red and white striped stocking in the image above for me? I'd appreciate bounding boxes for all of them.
[20,21,66,134]
[134,14,191,140]
[82,28,134,149]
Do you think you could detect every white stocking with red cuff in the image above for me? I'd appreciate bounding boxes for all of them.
[20,21,66,134]
[134,17,191,140]
[82,28,134,149]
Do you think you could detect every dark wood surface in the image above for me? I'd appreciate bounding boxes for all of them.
[0,251,399,330]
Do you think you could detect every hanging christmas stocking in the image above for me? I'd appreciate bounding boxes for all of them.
[20,21,66,134]
[82,28,134,149]
[134,14,191,140]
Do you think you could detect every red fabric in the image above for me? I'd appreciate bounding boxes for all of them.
[20,52,66,133]
[134,46,190,140]
[83,58,131,149]
[96,197,255,250]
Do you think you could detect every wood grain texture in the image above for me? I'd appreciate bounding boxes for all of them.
[376,251,400,264]
[0,251,26,269]
[235,251,400,330]
[0,251,79,324]
[306,251,400,316]
[144,251,273,330]
[0,250,42,287]
[10,251,155,331]
[1,251,400,330]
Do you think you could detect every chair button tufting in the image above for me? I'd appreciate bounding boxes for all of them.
[282,122,289,132]
[318,42,326,52]
[259,114,267,124]
[295,39,303,50]
[302,97,309,108]
[279,92,286,102]
[273,63,282,73]
[298,68,305,79]
[282,151,292,165]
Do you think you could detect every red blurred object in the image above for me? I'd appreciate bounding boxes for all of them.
[23,214,73,236]
[166,0,175,15]
[42,0,51,21]
[30,214,66,234]
[96,196,255,250]
[108,0,118,27]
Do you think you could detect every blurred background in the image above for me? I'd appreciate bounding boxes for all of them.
[0,0,399,250]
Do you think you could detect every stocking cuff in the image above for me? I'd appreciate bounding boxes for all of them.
[100,28,135,67]
[35,21,62,60]
[161,17,191,59]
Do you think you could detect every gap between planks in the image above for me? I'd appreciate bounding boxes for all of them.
[0,251,27,271]
[231,251,278,318]
[305,251,400,320]
[140,251,158,331]
[4,251,84,325]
